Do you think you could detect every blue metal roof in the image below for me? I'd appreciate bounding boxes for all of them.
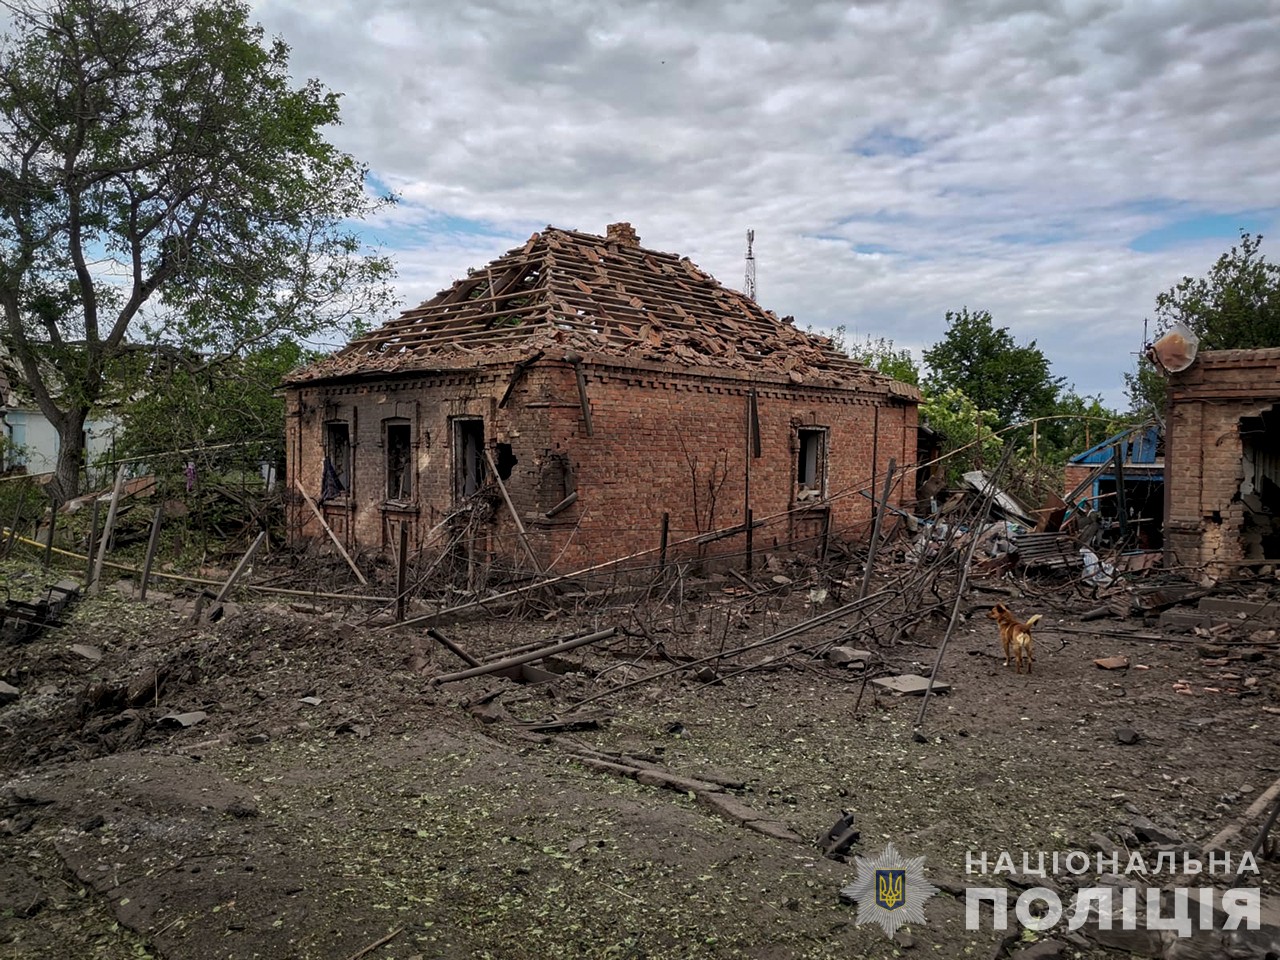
[1070,422,1161,466]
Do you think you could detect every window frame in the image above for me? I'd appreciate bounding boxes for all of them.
[383,417,414,502]
[795,426,829,500]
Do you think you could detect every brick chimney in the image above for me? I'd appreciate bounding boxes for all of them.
[605,222,640,247]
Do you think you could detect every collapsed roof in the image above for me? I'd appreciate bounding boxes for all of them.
[290,223,917,399]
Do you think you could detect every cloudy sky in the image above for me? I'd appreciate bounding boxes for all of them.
[251,0,1279,408]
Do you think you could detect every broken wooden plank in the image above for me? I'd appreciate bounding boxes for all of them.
[497,350,544,408]
[425,628,481,667]
[858,458,896,601]
[483,448,543,573]
[432,627,618,685]
[568,359,594,436]
[138,505,165,601]
[215,530,267,603]
[89,465,127,597]
[296,481,369,585]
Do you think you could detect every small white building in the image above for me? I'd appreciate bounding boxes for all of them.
[0,348,119,486]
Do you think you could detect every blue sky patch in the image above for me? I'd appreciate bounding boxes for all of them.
[1129,209,1278,252]
[850,128,925,158]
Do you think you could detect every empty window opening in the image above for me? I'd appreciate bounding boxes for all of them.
[455,419,487,498]
[323,422,351,494]
[496,443,518,481]
[384,419,413,501]
[1239,407,1280,559]
[796,428,827,500]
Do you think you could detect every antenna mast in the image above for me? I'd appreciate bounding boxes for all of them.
[744,229,756,301]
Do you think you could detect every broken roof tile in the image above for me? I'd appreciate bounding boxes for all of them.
[287,224,919,397]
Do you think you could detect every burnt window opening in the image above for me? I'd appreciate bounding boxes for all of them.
[455,419,487,498]
[495,443,518,481]
[384,419,413,501]
[796,428,828,501]
[322,422,351,501]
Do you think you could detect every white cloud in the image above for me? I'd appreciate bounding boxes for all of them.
[254,0,1280,408]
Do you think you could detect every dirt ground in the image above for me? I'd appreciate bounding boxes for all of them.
[1,555,1278,960]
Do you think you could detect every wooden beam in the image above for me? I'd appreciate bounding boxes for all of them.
[858,459,896,601]
[89,465,128,597]
[82,498,100,586]
[572,361,594,436]
[42,490,56,569]
[425,627,481,667]
[138,505,164,600]
[296,481,369,585]
[483,448,543,573]
[395,522,409,623]
[215,530,267,603]
[433,628,618,685]
[497,350,545,408]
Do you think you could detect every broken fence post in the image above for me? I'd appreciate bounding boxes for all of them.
[42,490,56,569]
[215,530,267,603]
[83,498,100,588]
[138,504,164,601]
[432,627,618,685]
[89,465,128,597]
[395,522,409,623]
[3,483,29,559]
[858,458,896,601]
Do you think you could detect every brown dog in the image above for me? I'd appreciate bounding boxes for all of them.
[987,603,1042,674]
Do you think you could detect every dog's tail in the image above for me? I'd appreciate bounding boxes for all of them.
[1025,614,1043,627]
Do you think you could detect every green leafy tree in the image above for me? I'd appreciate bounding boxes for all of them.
[1126,231,1280,412]
[923,308,1064,429]
[1036,389,1124,465]
[0,0,396,502]
[112,342,310,477]
[1123,361,1168,418]
[920,387,1004,484]
[844,333,920,385]
[1156,232,1280,349]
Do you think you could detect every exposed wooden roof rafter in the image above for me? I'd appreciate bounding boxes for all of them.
[291,225,917,397]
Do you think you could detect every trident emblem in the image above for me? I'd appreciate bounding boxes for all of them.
[875,869,906,910]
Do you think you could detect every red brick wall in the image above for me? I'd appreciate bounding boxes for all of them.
[286,356,918,575]
[1166,348,1280,571]
[1062,464,1096,505]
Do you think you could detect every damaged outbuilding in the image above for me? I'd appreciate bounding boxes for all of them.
[1166,347,1280,572]
[283,223,918,574]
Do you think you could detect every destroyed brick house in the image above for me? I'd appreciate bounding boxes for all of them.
[283,223,919,573]
[1165,347,1280,572]
[1062,421,1164,551]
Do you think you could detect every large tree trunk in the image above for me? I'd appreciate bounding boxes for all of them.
[49,407,89,505]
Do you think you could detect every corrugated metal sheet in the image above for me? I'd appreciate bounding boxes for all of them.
[1013,531,1080,569]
